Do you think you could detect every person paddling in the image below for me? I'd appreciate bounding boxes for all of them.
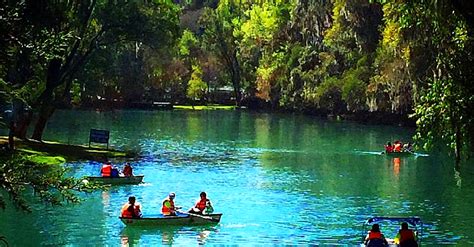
[162,192,180,216]
[121,196,142,218]
[384,142,393,153]
[394,222,418,246]
[364,223,388,246]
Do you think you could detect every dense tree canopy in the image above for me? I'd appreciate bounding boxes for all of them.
[1,0,473,166]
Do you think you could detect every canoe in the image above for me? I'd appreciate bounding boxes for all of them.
[86,175,144,185]
[362,216,423,247]
[383,151,414,157]
[120,213,222,226]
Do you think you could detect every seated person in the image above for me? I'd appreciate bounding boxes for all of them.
[121,196,142,218]
[384,142,393,153]
[403,142,413,152]
[122,162,133,177]
[100,161,112,177]
[394,222,418,247]
[393,140,402,152]
[189,192,214,215]
[162,192,179,216]
[110,166,120,177]
[365,224,388,247]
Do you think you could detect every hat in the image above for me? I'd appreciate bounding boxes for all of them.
[169,192,176,198]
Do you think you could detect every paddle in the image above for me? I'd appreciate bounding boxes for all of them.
[177,210,219,223]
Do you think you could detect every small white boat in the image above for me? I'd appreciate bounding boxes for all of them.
[120,212,222,226]
[86,175,144,185]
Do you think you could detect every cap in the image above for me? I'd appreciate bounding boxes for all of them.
[169,192,175,198]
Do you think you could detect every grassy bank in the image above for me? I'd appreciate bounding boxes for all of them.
[0,136,135,164]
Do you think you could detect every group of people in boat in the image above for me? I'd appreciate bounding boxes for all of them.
[100,161,133,177]
[384,140,413,153]
[120,191,214,219]
[364,222,418,247]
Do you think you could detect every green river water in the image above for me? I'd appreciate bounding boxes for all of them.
[1,109,473,246]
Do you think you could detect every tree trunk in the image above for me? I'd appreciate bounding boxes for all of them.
[14,111,33,139]
[455,124,462,166]
[31,105,55,141]
[230,50,242,107]
[8,121,15,150]
[31,59,62,141]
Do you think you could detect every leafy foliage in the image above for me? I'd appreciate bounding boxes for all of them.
[0,154,100,211]
[187,64,207,102]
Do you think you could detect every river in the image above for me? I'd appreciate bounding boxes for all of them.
[1,109,473,246]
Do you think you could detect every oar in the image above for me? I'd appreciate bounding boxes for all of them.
[177,210,219,223]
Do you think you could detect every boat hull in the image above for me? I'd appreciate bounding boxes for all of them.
[384,151,414,157]
[120,213,222,226]
[86,175,144,185]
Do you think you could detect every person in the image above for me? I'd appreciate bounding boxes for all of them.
[101,161,112,177]
[393,140,403,152]
[111,166,120,178]
[394,222,418,247]
[162,192,180,216]
[121,196,142,218]
[403,142,413,152]
[384,142,393,153]
[189,192,214,215]
[122,162,133,177]
[364,224,388,247]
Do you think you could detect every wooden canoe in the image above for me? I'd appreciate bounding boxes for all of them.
[120,213,222,226]
[86,175,144,185]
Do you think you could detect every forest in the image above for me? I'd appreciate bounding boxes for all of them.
[1,0,473,163]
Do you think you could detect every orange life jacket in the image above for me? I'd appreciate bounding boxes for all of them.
[368,231,382,239]
[121,202,141,218]
[196,198,209,211]
[101,164,112,177]
[399,229,415,242]
[162,198,175,215]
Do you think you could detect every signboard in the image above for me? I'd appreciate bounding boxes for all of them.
[89,129,110,149]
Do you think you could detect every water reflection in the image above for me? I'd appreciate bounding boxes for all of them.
[120,226,217,246]
[392,157,401,176]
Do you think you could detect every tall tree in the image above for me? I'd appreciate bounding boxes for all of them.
[1,0,180,140]
[200,1,243,106]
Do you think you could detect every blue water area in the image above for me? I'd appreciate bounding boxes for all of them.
[1,110,473,246]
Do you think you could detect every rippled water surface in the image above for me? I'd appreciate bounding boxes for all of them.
[1,110,474,246]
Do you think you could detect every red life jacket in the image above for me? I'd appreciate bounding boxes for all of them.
[162,198,175,215]
[394,143,402,152]
[368,231,382,239]
[399,229,415,242]
[123,166,133,177]
[101,164,112,177]
[196,198,208,211]
[121,202,141,218]
[385,145,393,153]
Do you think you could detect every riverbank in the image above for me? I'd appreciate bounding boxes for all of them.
[0,136,136,164]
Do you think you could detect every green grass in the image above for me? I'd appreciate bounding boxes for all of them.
[1,136,135,164]
[173,105,236,110]
[12,148,66,165]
